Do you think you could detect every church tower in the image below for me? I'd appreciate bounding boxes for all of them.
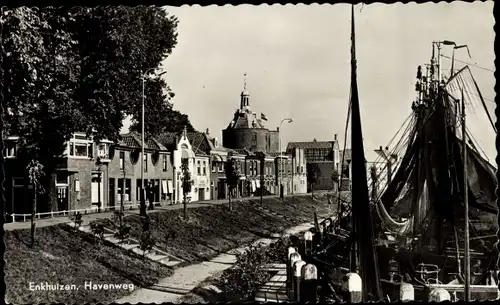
[240,73,250,111]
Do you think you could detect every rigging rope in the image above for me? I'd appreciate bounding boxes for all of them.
[440,54,495,73]
[336,86,352,220]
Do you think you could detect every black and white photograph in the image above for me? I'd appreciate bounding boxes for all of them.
[1,1,497,304]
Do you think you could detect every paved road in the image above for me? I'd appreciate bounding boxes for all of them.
[114,217,328,304]
[4,193,316,231]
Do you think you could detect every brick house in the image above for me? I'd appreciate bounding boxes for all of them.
[107,133,173,208]
[3,132,114,215]
[208,137,231,200]
[272,153,293,196]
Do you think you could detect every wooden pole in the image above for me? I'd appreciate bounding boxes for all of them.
[462,88,470,301]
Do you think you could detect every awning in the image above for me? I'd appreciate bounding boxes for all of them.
[162,180,168,194]
[167,180,173,194]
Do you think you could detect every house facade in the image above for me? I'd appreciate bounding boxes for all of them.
[289,147,307,194]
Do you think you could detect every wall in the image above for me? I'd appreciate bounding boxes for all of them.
[66,157,107,211]
[268,130,280,154]
[222,128,270,152]
[193,156,211,201]
[308,161,337,191]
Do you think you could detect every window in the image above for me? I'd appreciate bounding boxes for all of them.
[119,151,125,170]
[118,178,123,202]
[125,179,131,201]
[296,166,299,174]
[162,154,168,172]
[3,142,17,158]
[197,160,201,175]
[74,143,88,156]
[249,161,253,176]
[212,161,217,172]
[301,166,304,173]
[144,153,148,172]
[203,161,207,176]
[56,172,68,185]
[97,143,109,159]
[69,134,94,158]
[219,163,223,172]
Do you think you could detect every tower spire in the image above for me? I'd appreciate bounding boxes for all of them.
[240,73,250,110]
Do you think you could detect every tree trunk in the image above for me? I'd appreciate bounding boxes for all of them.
[228,189,232,212]
[183,194,187,220]
[30,183,37,248]
[311,183,314,200]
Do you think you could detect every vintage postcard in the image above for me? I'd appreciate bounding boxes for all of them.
[2,1,496,304]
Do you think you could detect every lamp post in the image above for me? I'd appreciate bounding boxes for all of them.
[140,68,167,216]
[278,118,293,199]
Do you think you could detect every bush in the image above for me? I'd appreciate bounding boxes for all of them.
[139,216,156,258]
[89,221,105,241]
[69,212,83,230]
[114,224,131,244]
[216,236,292,302]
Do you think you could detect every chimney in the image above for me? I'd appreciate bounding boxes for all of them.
[206,128,209,135]
[277,127,280,132]
[379,145,383,151]
[334,134,338,141]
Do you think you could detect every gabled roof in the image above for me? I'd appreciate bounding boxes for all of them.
[187,132,211,156]
[119,133,141,149]
[287,140,334,151]
[155,132,179,151]
[120,132,167,151]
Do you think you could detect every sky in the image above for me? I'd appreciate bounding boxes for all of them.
[123,1,495,162]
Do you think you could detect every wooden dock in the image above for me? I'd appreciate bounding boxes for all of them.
[255,264,289,303]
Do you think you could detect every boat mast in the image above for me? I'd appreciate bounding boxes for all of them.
[462,87,470,301]
[349,4,383,301]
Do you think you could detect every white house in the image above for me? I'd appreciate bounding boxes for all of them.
[172,128,211,203]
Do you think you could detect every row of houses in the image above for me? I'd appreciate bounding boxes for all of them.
[3,127,307,215]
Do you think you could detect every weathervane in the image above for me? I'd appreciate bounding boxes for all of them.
[243,72,247,90]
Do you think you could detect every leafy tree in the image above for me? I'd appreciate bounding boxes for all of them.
[27,160,44,248]
[1,7,193,212]
[69,211,83,231]
[180,158,193,220]
[225,158,240,212]
[89,221,105,241]
[111,210,131,244]
[139,215,156,259]
[307,163,320,199]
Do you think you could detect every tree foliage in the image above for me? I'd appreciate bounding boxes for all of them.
[1,7,193,211]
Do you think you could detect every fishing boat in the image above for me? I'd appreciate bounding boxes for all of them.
[310,4,498,303]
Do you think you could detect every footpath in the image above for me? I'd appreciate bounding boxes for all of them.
[4,194,313,231]
[114,219,323,304]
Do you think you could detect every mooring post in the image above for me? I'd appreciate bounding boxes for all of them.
[304,231,313,256]
[300,263,318,303]
[347,272,362,303]
[287,247,297,289]
[288,252,301,298]
[400,282,414,301]
[428,288,451,302]
[293,260,306,302]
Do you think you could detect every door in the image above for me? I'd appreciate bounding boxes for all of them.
[109,178,115,208]
[199,188,205,201]
[57,186,68,211]
[91,174,104,206]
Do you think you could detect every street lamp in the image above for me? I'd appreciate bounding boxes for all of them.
[140,67,167,215]
[278,118,293,199]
